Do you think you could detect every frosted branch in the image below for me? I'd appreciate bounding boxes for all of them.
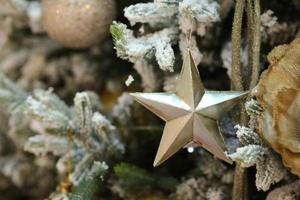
[24,96,71,135]
[124,3,177,26]
[74,92,94,140]
[111,22,178,72]
[24,134,68,156]
[228,145,267,168]
[0,73,27,111]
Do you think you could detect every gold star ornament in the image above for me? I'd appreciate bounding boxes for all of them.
[130,50,248,167]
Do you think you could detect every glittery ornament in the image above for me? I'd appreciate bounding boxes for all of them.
[255,38,300,176]
[42,0,116,48]
[131,50,248,166]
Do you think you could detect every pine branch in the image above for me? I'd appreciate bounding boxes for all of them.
[0,73,27,112]
[114,163,155,189]
[114,162,178,192]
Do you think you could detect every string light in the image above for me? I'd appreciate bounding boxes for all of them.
[187,147,194,153]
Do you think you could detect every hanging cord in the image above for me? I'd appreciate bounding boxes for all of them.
[231,0,245,91]
[186,15,195,50]
[231,0,261,200]
[249,0,261,89]
[231,2,247,200]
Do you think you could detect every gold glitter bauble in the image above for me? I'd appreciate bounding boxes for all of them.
[42,0,116,48]
[255,38,300,176]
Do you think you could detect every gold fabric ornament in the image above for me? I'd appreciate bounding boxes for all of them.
[131,50,248,166]
[255,38,300,176]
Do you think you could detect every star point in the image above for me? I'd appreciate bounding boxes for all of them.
[129,92,190,121]
[131,50,248,166]
[153,114,193,167]
[176,51,205,108]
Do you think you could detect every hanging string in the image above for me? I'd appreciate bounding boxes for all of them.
[231,0,245,91]
[249,0,261,89]
[186,16,195,50]
[231,0,261,200]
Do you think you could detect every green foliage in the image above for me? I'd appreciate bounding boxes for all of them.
[110,22,128,60]
[114,162,155,188]
[63,162,108,200]
[156,175,178,191]
[110,22,125,43]
[69,178,100,200]
[114,162,179,192]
